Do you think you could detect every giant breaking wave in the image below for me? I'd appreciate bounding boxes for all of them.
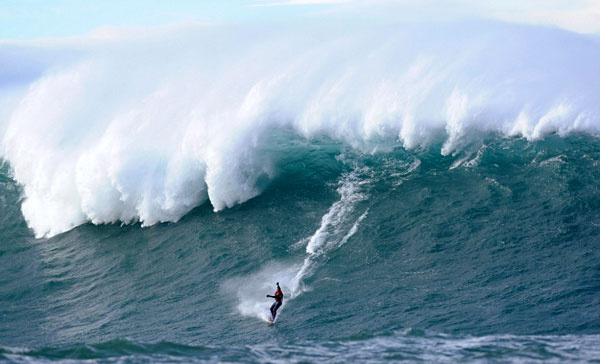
[1,21,599,237]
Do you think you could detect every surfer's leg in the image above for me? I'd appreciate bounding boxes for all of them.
[272,301,282,319]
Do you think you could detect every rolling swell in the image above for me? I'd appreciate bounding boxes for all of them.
[2,333,600,363]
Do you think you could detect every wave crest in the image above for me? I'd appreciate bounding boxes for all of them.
[2,22,600,237]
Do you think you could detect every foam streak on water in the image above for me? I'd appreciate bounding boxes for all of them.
[228,167,370,322]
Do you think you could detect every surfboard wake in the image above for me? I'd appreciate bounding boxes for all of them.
[224,166,371,322]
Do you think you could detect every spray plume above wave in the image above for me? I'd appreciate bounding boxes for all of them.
[1,21,600,238]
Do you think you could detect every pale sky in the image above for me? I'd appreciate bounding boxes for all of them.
[1,0,599,40]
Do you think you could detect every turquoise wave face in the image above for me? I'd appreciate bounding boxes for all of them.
[1,134,600,362]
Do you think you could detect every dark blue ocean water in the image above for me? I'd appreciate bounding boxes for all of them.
[1,134,600,363]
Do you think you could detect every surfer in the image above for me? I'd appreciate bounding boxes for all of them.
[266,282,284,321]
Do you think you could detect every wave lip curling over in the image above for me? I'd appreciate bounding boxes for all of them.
[2,21,600,237]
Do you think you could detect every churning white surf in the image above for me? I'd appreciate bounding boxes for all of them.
[1,21,600,237]
[225,167,370,321]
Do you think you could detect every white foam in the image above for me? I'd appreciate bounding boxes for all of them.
[227,168,370,321]
[1,22,600,237]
